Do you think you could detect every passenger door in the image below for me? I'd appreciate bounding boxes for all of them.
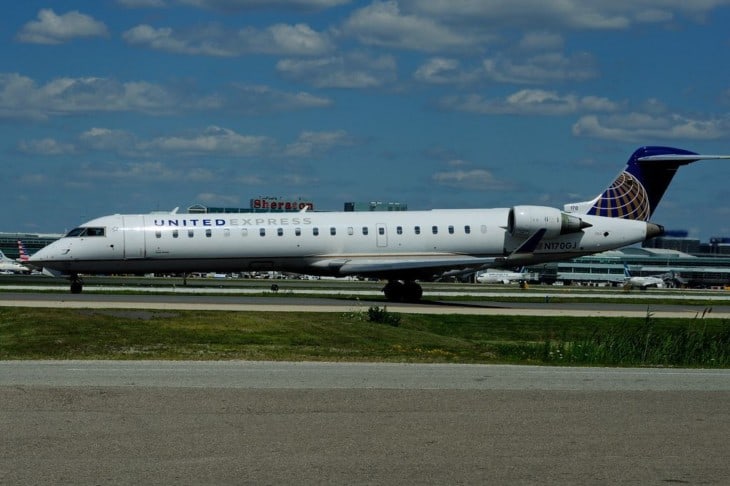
[122,216,146,259]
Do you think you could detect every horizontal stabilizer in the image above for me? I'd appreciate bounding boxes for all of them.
[637,154,730,163]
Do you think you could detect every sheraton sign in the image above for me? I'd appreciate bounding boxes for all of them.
[250,197,314,211]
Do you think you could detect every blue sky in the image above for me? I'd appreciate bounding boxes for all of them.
[3,1,730,240]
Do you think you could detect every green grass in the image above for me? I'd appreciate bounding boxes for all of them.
[1,306,728,366]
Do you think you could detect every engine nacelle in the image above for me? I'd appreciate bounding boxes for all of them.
[508,205,591,239]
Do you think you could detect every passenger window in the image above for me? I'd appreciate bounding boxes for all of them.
[313,227,319,236]
[362,227,369,235]
[241,228,248,237]
[295,228,301,236]
[378,227,385,235]
[155,231,161,239]
[188,229,194,238]
[330,227,336,236]
[448,225,454,234]
[397,226,403,235]
[205,229,212,238]
[432,226,438,234]
[277,228,284,236]
[348,227,354,236]
[172,230,179,238]
[260,228,266,237]
[465,225,471,234]
[415,226,421,235]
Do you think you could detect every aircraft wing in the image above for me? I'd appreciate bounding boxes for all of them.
[310,255,505,279]
[309,227,549,279]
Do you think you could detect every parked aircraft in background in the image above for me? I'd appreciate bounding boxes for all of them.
[17,241,30,262]
[623,264,665,289]
[28,146,730,300]
[0,250,30,274]
[621,264,687,290]
[476,267,529,284]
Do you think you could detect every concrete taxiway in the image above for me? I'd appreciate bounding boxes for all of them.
[2,290,729,318]
[2,361,729,485]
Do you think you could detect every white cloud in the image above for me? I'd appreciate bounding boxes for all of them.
[283,130,356,157]
[117,0,167,7]
[0,73,180,119]
[414,58,479,84]
[277,52,397,88]
[228,85,332,114]
[173,0,348,11]
[432,168,508,191]
[195,193,241,205]
[439,89,618,116]
[17,9,108,44]
[482,52,598,84]
[518,32,564,51]
[573,113,730,142]
[140,126,275,156]
[123,22,333,56]
[0,73,328,119]
[343,1,488,52]
[82,161,215,182]
[414,51,596,86]
[18,138,75,155]
[403,0,717,30]
[79,128,137,152]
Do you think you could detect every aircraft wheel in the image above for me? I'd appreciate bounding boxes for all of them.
[403,281,423,302]
[382,281,405,301]
[70,279,83,294]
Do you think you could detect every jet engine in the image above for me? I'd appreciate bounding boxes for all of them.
[508,205,591,239]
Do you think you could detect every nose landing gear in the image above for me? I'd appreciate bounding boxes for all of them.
[69,274,83,294]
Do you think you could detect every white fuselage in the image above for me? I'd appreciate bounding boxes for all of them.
[29,207,655,280]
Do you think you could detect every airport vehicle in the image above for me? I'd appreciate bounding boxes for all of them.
[28,146,730,300]
[476,267,529,284]
[0,250,30,274]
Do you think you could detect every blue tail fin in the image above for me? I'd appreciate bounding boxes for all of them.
[565,146,730,221]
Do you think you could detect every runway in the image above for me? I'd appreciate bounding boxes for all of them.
[2,283,730,484]
[2,289,730,318]
[2,361,729,485]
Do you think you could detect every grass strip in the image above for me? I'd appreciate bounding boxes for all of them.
[1,306,728,366]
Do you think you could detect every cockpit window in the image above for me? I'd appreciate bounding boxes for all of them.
[65,227,105,237]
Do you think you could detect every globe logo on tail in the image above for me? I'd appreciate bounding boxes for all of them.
[590,171,651,221]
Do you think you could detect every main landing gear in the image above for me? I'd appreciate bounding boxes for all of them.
[69,274,83,294]
[382,280,423,302]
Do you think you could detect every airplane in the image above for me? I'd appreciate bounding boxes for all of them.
[17,240,30,262]
[476,267,529,284]
[621,264,680,290]
[28,146,730,300]
[0,249,30,274]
